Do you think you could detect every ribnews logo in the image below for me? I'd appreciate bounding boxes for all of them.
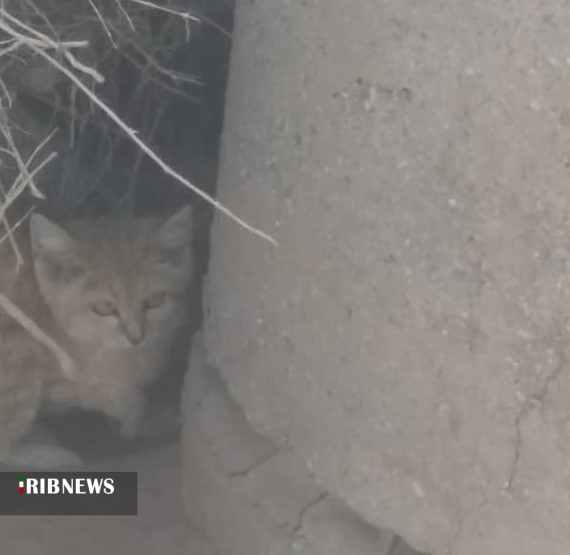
[0,472,137,515]
[18,475,115,495]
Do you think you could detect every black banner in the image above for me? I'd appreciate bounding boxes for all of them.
[0,472,137,515]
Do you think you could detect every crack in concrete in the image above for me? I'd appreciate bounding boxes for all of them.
[505,348,566,492]
[227,448,281,478]
[505,399,532,492]
[446,495,489,555]
[385,534,400,555]
[291,492,328,536]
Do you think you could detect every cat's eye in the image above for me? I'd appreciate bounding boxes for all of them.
[91,300,118,317]
[145,292,166,310]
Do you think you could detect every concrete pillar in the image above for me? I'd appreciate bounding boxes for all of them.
[199,1,570,553]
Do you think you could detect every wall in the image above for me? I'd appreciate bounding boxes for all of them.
[197,1,570,553]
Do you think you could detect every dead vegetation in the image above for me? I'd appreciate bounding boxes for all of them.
[0,0,272,380]
[0,0,273,260]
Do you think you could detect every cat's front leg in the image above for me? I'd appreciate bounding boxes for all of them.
[8,424,84,470]
[105,389,146,440]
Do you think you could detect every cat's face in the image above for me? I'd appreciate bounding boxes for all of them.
[30,207,194,352]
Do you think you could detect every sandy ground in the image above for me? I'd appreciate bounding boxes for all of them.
[0,443,194,555]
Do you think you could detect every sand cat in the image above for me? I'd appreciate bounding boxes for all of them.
[0,205,194,468]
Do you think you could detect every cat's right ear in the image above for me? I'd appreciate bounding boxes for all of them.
[30,214,85,284]
[29,214,78,258]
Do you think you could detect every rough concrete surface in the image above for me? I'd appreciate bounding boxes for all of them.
[202,0,570,553]
[182,331,420,555]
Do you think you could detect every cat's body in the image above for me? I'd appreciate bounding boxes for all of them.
[0,221,63,467]
[0,206,194,468]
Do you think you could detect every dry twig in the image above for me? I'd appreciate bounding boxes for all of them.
[0,290,76,379]
[0,3,276,244]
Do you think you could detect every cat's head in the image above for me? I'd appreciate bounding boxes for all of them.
[30,206,194,351]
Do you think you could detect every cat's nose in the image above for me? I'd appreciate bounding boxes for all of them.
[122,320,144,346]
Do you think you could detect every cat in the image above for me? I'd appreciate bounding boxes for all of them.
[0,205,194,469]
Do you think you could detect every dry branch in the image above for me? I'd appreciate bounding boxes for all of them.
[0,2,276,244]
[0,0,269,379]
[0,290,76,379]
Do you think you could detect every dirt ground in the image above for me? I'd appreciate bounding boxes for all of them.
[0,444,196,555]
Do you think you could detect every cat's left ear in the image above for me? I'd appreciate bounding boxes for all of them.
[156,205,193,250]
[152,205,193,269]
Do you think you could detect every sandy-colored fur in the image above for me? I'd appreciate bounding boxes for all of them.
[0,223,65,468]
[0,206,193,466]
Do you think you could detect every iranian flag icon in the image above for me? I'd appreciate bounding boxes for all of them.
[19,476,24,494]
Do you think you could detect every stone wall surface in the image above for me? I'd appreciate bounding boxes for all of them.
[199,1,570,553]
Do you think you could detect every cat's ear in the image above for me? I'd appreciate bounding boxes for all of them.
[156,205,193,250]
[30,213,78,258]
[30,214,85,284]
[151,205,193,270]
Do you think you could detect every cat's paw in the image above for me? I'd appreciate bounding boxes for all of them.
[118,417,140,440]
[137,400,181,440]
[113,392,145,440]
[7,444,84,470]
